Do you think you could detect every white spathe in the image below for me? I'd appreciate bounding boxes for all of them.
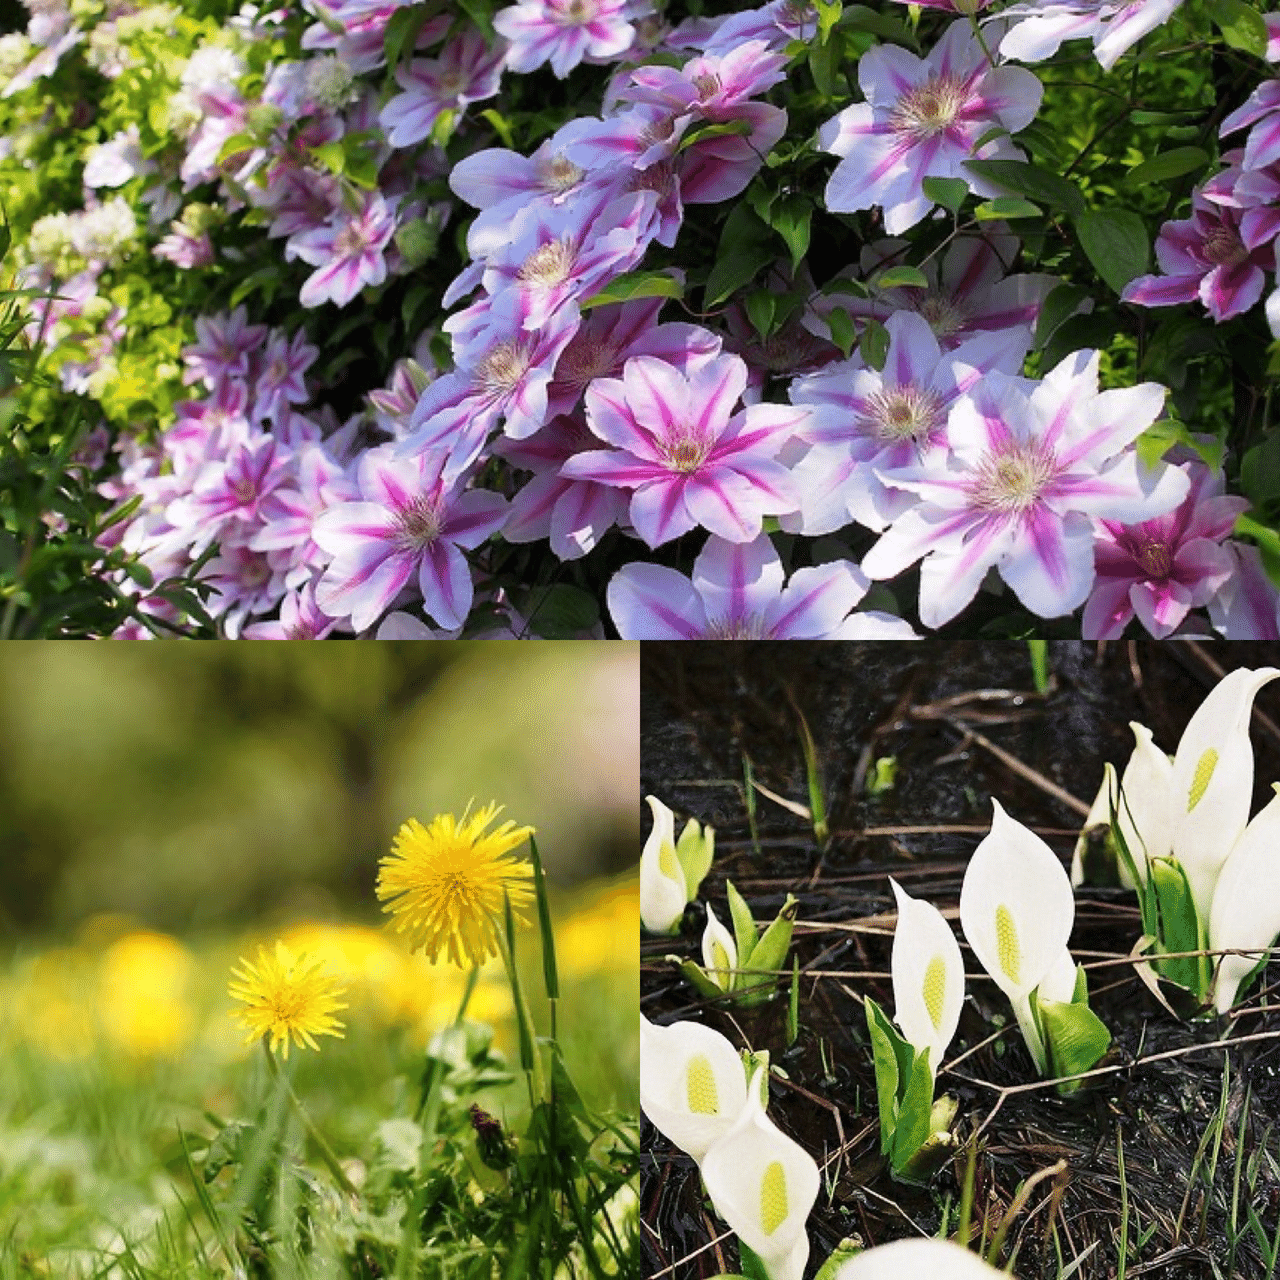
[1208,785,1280,1013]
[960,799,1075,1004]
[702,903,738,991]
[701,1068,820,1280]
[1116,722,1176,877]
[1037,946,1080,1005]
[830,1238,1009,1279]
[1169,666,1280,920]
[640,1015,749,1163]
[641,795,687,934]
[888,878,965,1072]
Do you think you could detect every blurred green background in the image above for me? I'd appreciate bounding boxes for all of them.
[0,642,639,940]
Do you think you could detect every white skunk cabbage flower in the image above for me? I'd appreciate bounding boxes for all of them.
[702,904,738,991]
[1037,947,1081,1005]
[889,878,965,1072]
[830,1238,1009,1279]
[1209,785,1280,1013]
[640,1015,748,1163]
[960,799,1075,1071]
[1168,666,1279,919]
[640,795,715,934]
[701,1068,820,1280]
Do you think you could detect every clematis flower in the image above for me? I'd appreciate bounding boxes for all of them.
[1082,461,1250,639]
[607,533,919,639]
[562,352,806,546]
[861,350,1191,628]
[640,794,714,933]
[1209,541,1280,639]
[640,1015,749,1162]
[960,799,1076,1072]
[1221,81,1280,172]
[889,878,965,1073]
[1166,666,1280,920]
[83,124,152,188]
[997,0,1185,70]
[785,309,1030,535]
[183,307,269,389]
[287,192,398,309]
[242,580,342,640]
[1208,787,1280,1011]
[1122,191,1277,323]
[494,0,643,78]
[312,444,509,633]
[701,1068,820,1280]
[820,21,1043,234]
[830,1239,1007,1279]
[807,231,1059,355]
[379,30,507,148]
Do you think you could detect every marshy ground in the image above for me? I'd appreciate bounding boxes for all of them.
[641,641,1280,1280]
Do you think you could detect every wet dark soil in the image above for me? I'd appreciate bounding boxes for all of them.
[641,642,1280,1280]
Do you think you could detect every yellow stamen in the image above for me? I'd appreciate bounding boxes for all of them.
[760,1161,788,1234]
[686,1053,719,1115]
[922,954,948,1030]
[995,904,1021,985]
[1188,748,1219,811]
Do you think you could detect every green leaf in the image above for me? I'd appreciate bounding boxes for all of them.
[726,879,759,969]
[891,1049,935,1173]
[1207,0,1269,55]
[737,896,798,1005]
[216,133,256,165]
[745,289,778,339]
[738,1242,772,1280]
[705,204,775,307]
[478,108,514,149]
[678,119,753,151]
[1038,997,1111,1084]
[974,196,1042,221]
[1123,147,1211,188]
[770,194,813,272]
[229,265,281,309]
[865,999,902,1155]
[310,140,345,175]
[1149,857,1208,995]
[1034,282,1090,348]
[1075,209,1149,295]
[860,317,889,370]
[921,176,969,213]
[674,957,728,1001]
[873,265,929,290]
[1241,430,1280,508]
[965,159,1085,217]
[382,5,428,73]
[580,270,684,310]
[0,224,11,263]
[523,583,599,638]
[816,0,842,41]
[827,305,855,358]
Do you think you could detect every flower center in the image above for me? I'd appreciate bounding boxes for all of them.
[915,291,967,337]
[538,151,584,195]
[1134,539,1173,578]
[889,75,970,140]
[332,220,372,258]
[560,340,620,389]
[692,71,721,100]
[518,238,575,288]
[703,614,769,639]
[267,357,288,382]
[394,493,445,551]
[660,428,712,474]
[970,443,1056,513]
[555,0,594,24]
[638,116,678,148]
[685,1053,720,1114]
[232,476,258,504]
[242,557,270,589]
[923,953,948,1029]
[862,384,943,444]
[475,340,532,396]
[995,904,1021,984]
[1202,224,1249,267]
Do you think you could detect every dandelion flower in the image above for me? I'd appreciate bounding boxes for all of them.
[377,803,536,967]
[228,941,349,1059]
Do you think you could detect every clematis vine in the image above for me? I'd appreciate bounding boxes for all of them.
[607,533,919,639]
[820,21,1043,234]
[861,350,1191,628]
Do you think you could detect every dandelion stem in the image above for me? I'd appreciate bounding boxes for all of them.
[261,1038,358,1199]
[497,924,547,1107]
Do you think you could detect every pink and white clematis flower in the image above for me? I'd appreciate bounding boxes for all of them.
[607,532,918,638]
[493,0,645,78]
[997,0,1185,70]
[820,21,1043,234]
[312,445,509,632]
[1082,461,1249,640]
[861,349,1191,627]
[785,309,1031,535]
[561,352,807,546]
[287,192,398,309]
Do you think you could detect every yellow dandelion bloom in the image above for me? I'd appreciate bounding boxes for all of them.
[228,941,348,1059]
[377,803,536,968]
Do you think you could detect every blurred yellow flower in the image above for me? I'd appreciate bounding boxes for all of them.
[228,941,348,1059]
[377,803,535,968]
[14,949,97,1061]
[558,881,639,978]
[99,931,195,1059]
